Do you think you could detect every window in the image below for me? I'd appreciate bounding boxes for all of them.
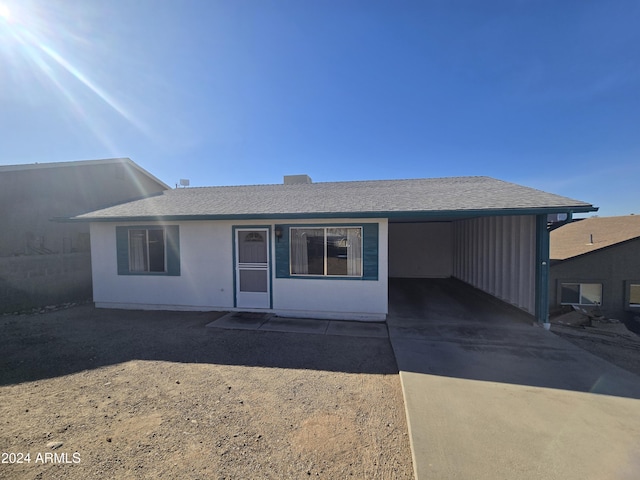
[290,227,362,277]
[560,283,602,305]
[129,229,166,273]
[116,225,180,276]
[629,284,640,307]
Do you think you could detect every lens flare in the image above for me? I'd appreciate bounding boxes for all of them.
[0,4,10,21]
[0,2,151,148]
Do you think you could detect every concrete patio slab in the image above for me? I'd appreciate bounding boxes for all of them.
[258,317,330,334]
[207,313,390,338]
[325,320,388,338]
[206,312,270,330]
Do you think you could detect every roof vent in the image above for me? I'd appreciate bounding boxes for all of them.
[284,174,312,185]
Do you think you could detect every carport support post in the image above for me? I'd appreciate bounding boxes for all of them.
[535,214,551,329]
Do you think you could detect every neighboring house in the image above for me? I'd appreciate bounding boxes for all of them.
[549,215,640,320]
[0,158,170,312]
[66,175,596,324]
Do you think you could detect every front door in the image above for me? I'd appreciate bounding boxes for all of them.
[235,228,270,309]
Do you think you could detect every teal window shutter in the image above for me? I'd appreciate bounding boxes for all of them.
[165,225,181,276]
[274,225,290,278]
[116,226,130,275]
[362,223,379,280]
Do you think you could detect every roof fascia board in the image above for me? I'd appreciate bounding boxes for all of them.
[0,157,130,172]
[122,159,171,190]
[0,157,171,190]
[59,205,598,223]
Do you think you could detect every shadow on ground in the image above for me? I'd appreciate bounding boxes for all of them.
[0,305,398,386]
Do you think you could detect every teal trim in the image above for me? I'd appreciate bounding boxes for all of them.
[64,204,598,223]
[274,223,378,281]
[232,228,237,308]
[166,225,181,276]
[232,226,272,309]
[115,225,181,276]
[116,226,129,275]
[535,215,550,323]
[274,225,290,279]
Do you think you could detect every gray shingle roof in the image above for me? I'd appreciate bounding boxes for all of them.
[70,176,595,221]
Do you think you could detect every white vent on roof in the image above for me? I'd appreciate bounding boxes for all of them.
[284,174,312,185]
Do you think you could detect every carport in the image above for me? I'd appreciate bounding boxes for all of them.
[388,213,569,325]
[386,273,640,480]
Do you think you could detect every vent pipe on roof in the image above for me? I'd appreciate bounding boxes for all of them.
[284,174,312,184]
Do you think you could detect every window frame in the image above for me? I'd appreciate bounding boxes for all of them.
[559,282,603,306]
[274,223,378,281]
[128,228,167,274]
[625,280,640,310]
[289,226,363,278]
[116,225,181,276]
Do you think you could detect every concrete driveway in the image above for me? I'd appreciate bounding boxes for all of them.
[387,279,640,480]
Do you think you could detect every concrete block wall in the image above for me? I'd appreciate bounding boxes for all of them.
[0,253,92,313]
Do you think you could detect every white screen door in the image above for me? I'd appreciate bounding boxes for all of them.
[235,228,270,308]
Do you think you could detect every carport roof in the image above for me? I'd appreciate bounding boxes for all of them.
[66,176,596,222]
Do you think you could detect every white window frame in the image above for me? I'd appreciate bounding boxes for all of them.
[628,283,640,308]
[560,282,602,306]
[289,226,363,277]
[128,228,167,273]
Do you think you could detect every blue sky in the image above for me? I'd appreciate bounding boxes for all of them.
[0,0,638,216]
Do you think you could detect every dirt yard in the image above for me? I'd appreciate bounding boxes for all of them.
[551,315,640,378]
[0,305,413,479]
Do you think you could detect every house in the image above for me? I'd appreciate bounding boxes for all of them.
[66,175,596,324]
[0,158,170,312]
[549,215,640,320]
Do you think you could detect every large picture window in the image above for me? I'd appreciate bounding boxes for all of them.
[290,227,362,277]
[560,283,602,306]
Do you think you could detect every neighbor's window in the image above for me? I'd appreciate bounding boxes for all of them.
[560,283,602,306]
[630,284,640,307]
[128,228,166,273]
[290,227,362,276]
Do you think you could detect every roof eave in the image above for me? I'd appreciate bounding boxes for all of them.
[58,204,598,223]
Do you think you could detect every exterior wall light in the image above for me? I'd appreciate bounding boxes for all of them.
[274,226,283,242]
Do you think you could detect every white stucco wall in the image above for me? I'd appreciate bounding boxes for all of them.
[90,218,388,320]
[271,218,388,321]
[91,221,235,310]
[388,222,453,278]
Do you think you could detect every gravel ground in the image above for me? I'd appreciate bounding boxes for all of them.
[551,313,640,377]
[0,305,413,479]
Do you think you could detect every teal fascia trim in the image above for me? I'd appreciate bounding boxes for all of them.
[232,225,273,309]
[535,214,551,324]
[63,205,598,223]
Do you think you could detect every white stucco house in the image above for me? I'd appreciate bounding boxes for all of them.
[65,175,596,324]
